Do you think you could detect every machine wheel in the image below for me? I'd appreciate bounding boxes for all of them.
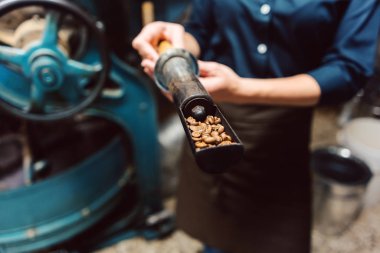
[0,0,109,121]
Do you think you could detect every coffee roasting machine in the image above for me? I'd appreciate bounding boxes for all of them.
[0,0,193,252]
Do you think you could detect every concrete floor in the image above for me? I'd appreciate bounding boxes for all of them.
[97,105,380,253]
[312,203,380,253]
[97,202,380,253]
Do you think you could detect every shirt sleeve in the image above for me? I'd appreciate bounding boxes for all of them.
[308,0,380,105]
[183,0,214,57]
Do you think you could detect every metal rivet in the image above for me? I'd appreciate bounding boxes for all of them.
[81,208,91,217]
[26,228,37,239]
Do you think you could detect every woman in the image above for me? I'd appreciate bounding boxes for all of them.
[132,1,380,252]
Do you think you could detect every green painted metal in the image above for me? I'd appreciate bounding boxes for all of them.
[0,137,129,253]
[0,0,108,121]
[0,0,192,251]
[88,54,163,216]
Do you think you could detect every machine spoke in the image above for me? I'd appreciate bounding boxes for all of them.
[28,85,46,113]
[0,45,26,68]
[60,80,83,104]
[65,59,101,79]
[0,0,108,121]
[42,10,61,47]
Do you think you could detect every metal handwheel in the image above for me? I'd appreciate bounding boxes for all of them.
[0,0,109,121]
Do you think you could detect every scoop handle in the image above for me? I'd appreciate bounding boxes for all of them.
[157,40,173,55]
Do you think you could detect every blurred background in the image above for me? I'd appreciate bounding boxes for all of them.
[0,1,379,253]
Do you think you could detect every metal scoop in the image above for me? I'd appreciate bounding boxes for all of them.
[154,42,244,173]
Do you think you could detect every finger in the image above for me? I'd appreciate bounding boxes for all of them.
[132,22,168,60]
[141,59,155,71]
[163,25,185,48]
[198,61,221,77]
[132,37,159,61]
[198,60,220,71]
[144,66,154,78]
[137,22,166,43]
[199,76,222,93]
[141,59,156,77]
[198,63,210,77]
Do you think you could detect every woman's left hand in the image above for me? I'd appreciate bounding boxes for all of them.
[198,61,242,103]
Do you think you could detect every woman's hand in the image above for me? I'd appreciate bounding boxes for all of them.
[198,61,242,103]
[132,21,186,77]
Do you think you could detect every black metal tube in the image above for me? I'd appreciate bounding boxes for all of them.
[154,48,215,120]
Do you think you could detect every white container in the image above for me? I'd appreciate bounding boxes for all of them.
[337,117,380,207]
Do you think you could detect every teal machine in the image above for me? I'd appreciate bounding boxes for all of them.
[0,0,190,252]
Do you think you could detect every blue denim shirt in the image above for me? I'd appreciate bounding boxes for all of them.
[184,0,380,104]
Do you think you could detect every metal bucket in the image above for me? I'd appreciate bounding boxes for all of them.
[311,146,372,236]
[338,117,380,206]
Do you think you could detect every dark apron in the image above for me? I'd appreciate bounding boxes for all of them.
[176,104,313,253]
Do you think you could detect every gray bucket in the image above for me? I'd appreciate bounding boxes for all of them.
[311,146,373,236]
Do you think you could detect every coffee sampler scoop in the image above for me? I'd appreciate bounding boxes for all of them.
[154,42,244,173]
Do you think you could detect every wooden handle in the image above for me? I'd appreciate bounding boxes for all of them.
[142,1,154,26]
[157,40,173,54]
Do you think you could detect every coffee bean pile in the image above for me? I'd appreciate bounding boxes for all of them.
[186,115,235,151]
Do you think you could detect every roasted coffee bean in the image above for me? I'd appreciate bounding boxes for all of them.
[192,131,201,138]
[221,132,232,141]
[211,131,219,137]
[205,125,212,134]
[202,134,211,141]
[195,141,208,148]
[189,125,198,132]
[219,140,232,146]
[190,125,205,133]
[206,115,215,124]
[217,125,225,134]
[204,136,216,144]
[186,116,195,123]
[186,115,235,151]
[186,116,199,126]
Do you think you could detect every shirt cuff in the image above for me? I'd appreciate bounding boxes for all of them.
[308,64,358,105]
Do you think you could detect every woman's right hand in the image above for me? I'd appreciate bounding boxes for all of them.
[132,21,186,77]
